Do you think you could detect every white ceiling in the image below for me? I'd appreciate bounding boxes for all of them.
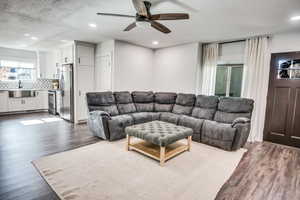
[0,0,300,50]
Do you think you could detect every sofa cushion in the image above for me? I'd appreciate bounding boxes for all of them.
[172,104,193,115]
[201,120,237,151]
[86,92,116,106]
[218,97,254,113]
[88,105,119,116]
[114,91,137,114]
[107,114,134,141]
[135,103,154,112]
[214,111,252,124]
[130,112,160,124]
[159,112,180,124]
[214,97,254,123]
[154,92,177,104]
[172,93,195,115]
[114,91,133,103]
[132,91,154,103]
[86,92,119,116]
[191,95,218,120]
[178,115,204,135]
[154,92,177,112]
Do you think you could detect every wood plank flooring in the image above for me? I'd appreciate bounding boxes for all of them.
[1,113,300,200]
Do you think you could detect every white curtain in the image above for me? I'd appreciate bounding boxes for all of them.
[242,36,270,142]
[201,43,219,95]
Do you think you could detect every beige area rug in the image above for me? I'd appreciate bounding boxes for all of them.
[33,139,247,200]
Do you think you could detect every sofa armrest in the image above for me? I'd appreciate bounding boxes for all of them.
[232,117,250,128]
[231,122,251,151]
[87,111,111,140]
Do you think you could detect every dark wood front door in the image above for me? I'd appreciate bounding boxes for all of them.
[264,52,300,148]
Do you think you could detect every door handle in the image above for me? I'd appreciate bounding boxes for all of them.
[79,90,81,96]
[78,57,81,64]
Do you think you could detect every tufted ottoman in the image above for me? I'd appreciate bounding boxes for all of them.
[125,121,193,166]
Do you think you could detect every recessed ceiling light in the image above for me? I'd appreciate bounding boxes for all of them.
[24,33,30,37]
[31,36,38,40]
[291,16,300,21]
[89,23,97,28]
[152,41,159,45]
[60,40,68,42]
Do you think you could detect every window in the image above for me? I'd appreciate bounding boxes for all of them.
[0,60,36,81]
[215,65,243,97]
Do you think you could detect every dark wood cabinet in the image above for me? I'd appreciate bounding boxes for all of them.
[264,51,300,147]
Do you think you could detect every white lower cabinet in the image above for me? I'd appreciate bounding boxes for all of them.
[6,91,48,112]
[0,91,8,112]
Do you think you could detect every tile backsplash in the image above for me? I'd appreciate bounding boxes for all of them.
[0,79,58,90]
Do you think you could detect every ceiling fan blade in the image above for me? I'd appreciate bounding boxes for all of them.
[124,22,137,31]
[150,21,171,34]
[132,0,148,17]
[151,13,189,20]
[97,13,136,18]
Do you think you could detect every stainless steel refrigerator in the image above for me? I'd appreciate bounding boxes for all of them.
[59,64,74,122]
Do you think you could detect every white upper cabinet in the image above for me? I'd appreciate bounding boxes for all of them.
[38,51,60,79]
[77,45,95,66]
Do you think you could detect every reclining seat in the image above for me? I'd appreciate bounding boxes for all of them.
[201,97,254,151]
[86,92,119,140]
[131,91,160,124]
[107,91,136,141]
[154,92,178,124]
[179,95,218,142]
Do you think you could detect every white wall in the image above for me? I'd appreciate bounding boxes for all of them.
[153,43,201,94]
[270,30,300,53]
[0,47,37,62]
[95,40,115,91]
[114,41,154,91]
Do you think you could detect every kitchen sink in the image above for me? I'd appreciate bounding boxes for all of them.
[8,90,36,98]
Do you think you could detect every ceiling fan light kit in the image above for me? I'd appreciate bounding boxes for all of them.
[97,0,190,34]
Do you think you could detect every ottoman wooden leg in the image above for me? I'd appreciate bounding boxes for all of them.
[160,146,165,166]
[126,135,131,151]
[187,136,192,151]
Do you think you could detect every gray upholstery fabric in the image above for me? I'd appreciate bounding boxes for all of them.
[218,97,254,113]
[160,112,180,124]
[86,92,119,116]
[154,104,173,112]
[114,91,133,104]
[87,111,109,139]
[231,122,251,151]
[178,115,204,135]
[125,121,193,147]
[134,103,154,112]
[191,95,218,120]
[114,91,137,114]
[88,105,119,116]
[214,111,251,124]
[232,117,251,127]
[107,114,134,141]
[172,93,195,115]
[132,91,154,102]
[130,112,160,124]
[154,92,177,112]
[154,92,177,104]
[202,120,237,151]
[132,91,154,112]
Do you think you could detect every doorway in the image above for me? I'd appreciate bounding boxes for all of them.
[264,52,300,147]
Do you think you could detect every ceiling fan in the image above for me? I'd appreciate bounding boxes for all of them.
[97,0,190,34]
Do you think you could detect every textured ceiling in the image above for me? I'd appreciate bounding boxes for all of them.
[0,0,300,50]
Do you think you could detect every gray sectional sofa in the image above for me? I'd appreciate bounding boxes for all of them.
[86,91,254,151]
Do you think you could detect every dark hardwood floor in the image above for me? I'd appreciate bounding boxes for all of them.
[0,113,100,200]
[0,113,300,200]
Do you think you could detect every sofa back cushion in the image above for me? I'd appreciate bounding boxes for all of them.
[86,92,119,116]
[154,92,177,112]
[132,91,154,112]
[214,97,254,123]
[192,95,219,120]
[114,91,137,114]
[172,93,195,115]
